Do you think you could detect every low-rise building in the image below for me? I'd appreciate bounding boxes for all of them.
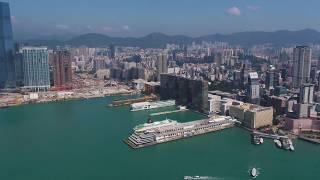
[229,103,273,129]
[284,117,320,134]
[144,82,160,95]
[132,79,146,91]
[208,94,221,114]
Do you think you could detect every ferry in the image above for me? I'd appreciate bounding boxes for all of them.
[125,116,236,148]
[130,100,175,111]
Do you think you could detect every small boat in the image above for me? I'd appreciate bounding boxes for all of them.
[289,144,295,151]
[251,168,258,178]
[259,138,264,144]
[287,139,295,151]
[274,139,282,148]
[251,135,262,145]
[178,106,187,110]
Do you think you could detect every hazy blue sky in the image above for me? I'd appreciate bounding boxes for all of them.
[4,0,320,37]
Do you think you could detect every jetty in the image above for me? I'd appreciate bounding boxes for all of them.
[108,95,157,107]
[150,109,188,116]
[253,131,289,140]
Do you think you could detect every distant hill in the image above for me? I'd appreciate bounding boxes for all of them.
[20,29,320,48]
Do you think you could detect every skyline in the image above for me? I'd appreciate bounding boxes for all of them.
[4,0,320,39]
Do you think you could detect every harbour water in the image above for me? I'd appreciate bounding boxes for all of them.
[0,96,320,180]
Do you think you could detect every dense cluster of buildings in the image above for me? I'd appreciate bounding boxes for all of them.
[3,1,320,140]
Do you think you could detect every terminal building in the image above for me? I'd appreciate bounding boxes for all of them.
[160,74,208,113]
[229,103,273,129]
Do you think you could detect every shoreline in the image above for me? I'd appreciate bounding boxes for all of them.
[0,90,140,109]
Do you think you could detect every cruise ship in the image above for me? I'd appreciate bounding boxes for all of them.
[130,100,175,111]
[125,116,236,148]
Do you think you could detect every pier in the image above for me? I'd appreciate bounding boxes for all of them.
[108,95,157,107]
[150,109,188,116]
[253,131,289,140]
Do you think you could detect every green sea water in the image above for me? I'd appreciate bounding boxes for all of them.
[0,96,319,180]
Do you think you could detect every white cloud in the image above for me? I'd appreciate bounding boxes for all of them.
[247,5,260,11]
[122,25,130,31]
[55,24,69,30]
[226,7,241,16]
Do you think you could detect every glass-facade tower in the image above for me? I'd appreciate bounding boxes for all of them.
[0,2,15,88]
[21,47,50,91]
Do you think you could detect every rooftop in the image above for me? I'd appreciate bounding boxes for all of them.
[233,103,272,112]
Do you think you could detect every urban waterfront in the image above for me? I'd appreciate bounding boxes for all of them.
[0,96,319,180]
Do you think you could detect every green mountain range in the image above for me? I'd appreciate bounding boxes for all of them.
[21,29,320,48]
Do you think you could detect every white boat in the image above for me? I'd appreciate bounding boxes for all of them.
[130,100,175,111]
[252,135,261,145]
[274,139,282,148]
[259,138,264,144]
[289,144,295,151]
[251,168,258,178]
[178,106,187,110]
[287,139,294,151]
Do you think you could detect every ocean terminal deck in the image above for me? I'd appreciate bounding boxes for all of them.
[125,116,236,149]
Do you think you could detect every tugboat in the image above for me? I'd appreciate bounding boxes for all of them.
[251,168,258,178]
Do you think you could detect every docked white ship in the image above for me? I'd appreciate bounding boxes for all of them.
[125,116,236,148]
[130,100,175,111]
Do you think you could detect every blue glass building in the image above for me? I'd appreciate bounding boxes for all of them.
[0,2,16,88]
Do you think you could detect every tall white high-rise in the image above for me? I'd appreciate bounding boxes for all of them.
[300,84,314,104]
[292,46,311,89]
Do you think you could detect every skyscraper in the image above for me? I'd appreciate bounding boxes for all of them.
[109,44,116,59]
[265,70,274,90]
[156,54,168,81]
[299,83,314,104]
[0,2,16,88]
[21,47,50,91]
[52,50,72,89]
[266,65,275,90]
[247,72,260,104]
[160,74,208,113]
[292,46,311,89]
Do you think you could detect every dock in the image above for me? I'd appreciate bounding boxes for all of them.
[298,135,320,144]
[108,95,157,107]
[253,131,289,140]
[150,109,188,116]
[125,123,234,149]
